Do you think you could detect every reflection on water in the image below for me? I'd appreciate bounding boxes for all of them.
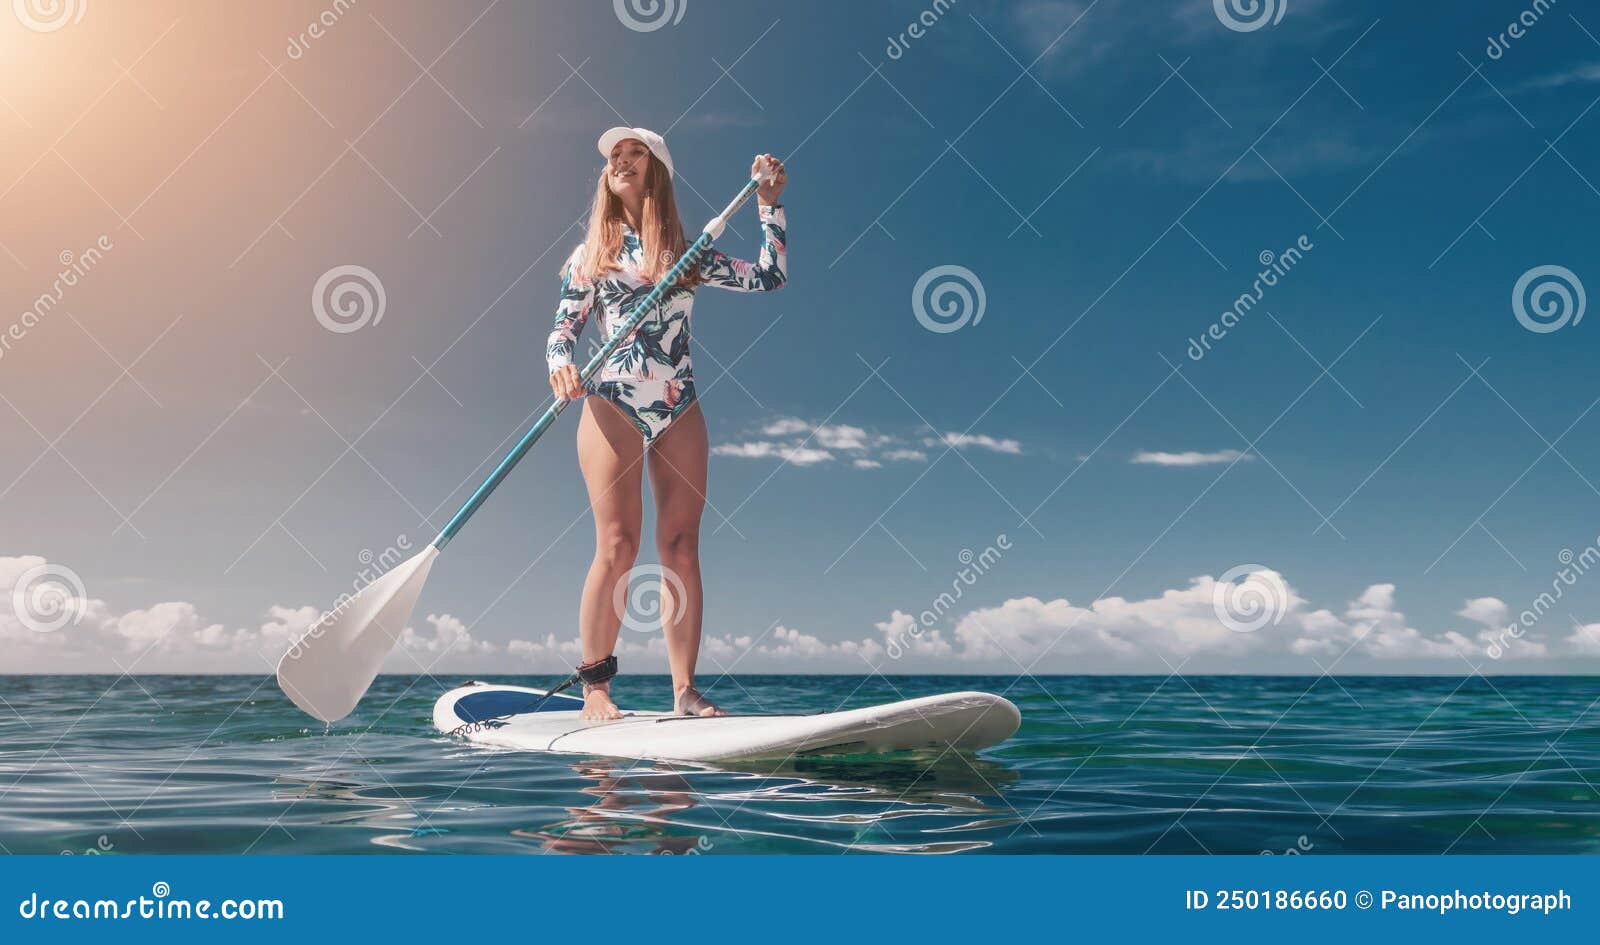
[255,738,1022,854]
[523,754,1023,854]
[270,775,433,852]
[517,762,707,855]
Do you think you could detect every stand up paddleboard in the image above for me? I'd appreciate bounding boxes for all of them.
[433,683,1021,763]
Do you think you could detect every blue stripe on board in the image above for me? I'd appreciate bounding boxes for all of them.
[453,688,584,722]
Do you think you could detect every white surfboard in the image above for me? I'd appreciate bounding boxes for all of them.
[432,683,1021,763]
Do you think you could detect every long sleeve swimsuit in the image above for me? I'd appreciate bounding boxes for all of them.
[546,204,787,442]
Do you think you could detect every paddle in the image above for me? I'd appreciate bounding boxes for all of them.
[276,175,767,722]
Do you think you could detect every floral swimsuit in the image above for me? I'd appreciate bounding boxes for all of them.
[546,204,787,443]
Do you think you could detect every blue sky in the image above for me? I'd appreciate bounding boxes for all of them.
[2,0,1599,674]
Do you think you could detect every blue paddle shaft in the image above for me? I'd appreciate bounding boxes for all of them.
[433,177,762,550]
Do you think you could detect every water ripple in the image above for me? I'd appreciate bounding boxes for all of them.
[0,675,1596,853]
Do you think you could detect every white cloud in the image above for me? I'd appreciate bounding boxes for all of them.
[779,446,833,466]
[866,572,1600,672]
[8,554,1600,675]
[1517,63,1600,91]
[109,601,211,650]
[1132,449,1250,467]
[723,420,1020,468]
[1458,597,1508,627]
[0,555,896,674]
[936,576,1479,670]
[761,417,810,436]
[815,424,870,451]
[711,441,835,465]
[876,609,952,659]
[1,555,308,672]
[927,432,1023,455]
[717,418,942,468]
[882,448,928,463]
[1565,623,1600,656]
[401,614,496,659]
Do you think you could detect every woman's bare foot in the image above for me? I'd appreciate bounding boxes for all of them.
[581,687,622,721]
[674,684,724,717]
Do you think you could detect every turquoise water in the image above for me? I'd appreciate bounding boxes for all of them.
[1,675,1597,854]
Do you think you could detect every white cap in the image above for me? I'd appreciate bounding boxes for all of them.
[596,126,674,179]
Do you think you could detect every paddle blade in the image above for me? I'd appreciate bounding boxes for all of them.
[276,545,439,723]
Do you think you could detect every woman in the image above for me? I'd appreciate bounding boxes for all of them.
[547,126,787,720]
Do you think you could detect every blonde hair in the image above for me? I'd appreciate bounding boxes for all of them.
[568,151,699,288]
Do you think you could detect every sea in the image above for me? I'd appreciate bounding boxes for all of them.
[1,675,1597,855]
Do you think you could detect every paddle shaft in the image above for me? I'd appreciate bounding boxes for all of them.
[433,176,763,550]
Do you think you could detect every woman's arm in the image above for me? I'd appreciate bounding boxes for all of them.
[547,247,594,400]
[698,203,786,292]
[699,153,787,293]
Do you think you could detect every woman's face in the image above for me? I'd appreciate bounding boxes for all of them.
[607,139,651,198]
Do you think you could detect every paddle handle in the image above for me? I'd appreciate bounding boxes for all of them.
[432,176,763,550]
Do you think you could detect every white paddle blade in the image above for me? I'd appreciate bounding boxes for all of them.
[276,545,439,723]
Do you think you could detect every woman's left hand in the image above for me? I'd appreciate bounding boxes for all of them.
[753,153,786,205]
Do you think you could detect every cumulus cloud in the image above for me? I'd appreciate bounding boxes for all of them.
[849,572,1600,672]
[927,432,1023,455]
[717,418,1005,469]
[815,424,870,451]
[1132,449,1250,467]
[400,614,496,659]
[876,609,952,659]
[1565,623,1600,656]
[1458,597,1508,626]
[1,555,307,672]
[711,441,835,465]
[0,554,891,675]
[927,576,1502,671]
[761,417,810,436]
[882,449,928,463]
[7,554,1599,675]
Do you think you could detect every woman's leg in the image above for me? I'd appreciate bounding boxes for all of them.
[576,396,645,721]
[646,402,720,716]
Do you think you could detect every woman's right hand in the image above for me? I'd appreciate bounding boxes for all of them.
[551,364,583,401]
